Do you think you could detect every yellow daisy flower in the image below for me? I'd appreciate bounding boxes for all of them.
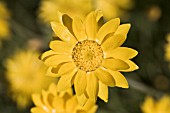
[5,50,56,109]
[31,83,97,113]
[141,95,170,113]
[40,10,138,106]
[39,0,92,23]
[0,2,10,38]
[38,0,134,23]
[96,0,134,19]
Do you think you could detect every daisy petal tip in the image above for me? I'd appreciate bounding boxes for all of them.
[123,84,129,89]
[136,65,139,70]
[104,99,108,103]
[127,23,131,28]
[115,18,120,23]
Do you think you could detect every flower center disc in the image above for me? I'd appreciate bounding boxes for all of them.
[72,40,103,72]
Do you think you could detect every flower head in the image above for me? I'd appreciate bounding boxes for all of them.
[38,0,134,23]
[31,83,97,113]
[40,10,138,106]
[0,2,10,39]
[5,50,56,108]
[141,95,170,113]
[39,0,92,23]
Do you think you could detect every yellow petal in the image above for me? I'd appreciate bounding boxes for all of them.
[49,83,57,95]
[120,60,139,72]
[74,70,87,95]
[32,94,43,107]
[85,11,97,40]
[114,24,131,35]
[95,10,103,22]
[94,67,115,87]
[50,22,77,45]
[52,95,65,112]
[98,81,108,102]
[40,50,57,60]
[62,14,74,36]
[86,72,99,102]
[102,58,129,71]
[77,93,88,106]
[141,96,154,113]
[58,62,77,75]
[46,67,61,77]
[42,90,52,110]
[101,34,126,51]
[72,17,87,41]
[31,107,47,113]
[156,95,170,111]
[46,62,76,77]
[44,54,72,67]
[105,47,138,60]
[49,40,72,53]
[59,88,73,98]
[108,70,129,88]
[57,69,76,92]
[82,99,96,111]
[66,96,78,112]
[96,18,120,44]
[88,105,98,113]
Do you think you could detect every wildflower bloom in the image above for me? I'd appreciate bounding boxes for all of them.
[38,0,133,23]
[96,0,134,19]
[31,83,97,113]
[40,10,138,105]
[5,50,56,108]
[39,0,92,23]
[0,2,10,40]
[141,95,170,113]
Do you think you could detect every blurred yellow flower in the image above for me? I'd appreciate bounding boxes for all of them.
[38,0,134,23]
[141,95,170,113]
[39,0,93,23]
[40,10,138,106]
[0,2,10,38]
[96,0,134,19]
[31,83,97,113]
[165,33,170,62]
[5,50,56,109]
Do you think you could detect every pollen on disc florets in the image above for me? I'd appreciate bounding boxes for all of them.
[72,40,103,72]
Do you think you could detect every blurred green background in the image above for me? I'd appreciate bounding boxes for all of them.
[1,0,170,113]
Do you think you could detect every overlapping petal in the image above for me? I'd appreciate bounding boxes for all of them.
[98,81,108,102]
[120,60,139,72]
[51,22,77,45]
[105,47,138,60]
[52,95,65,111]
[77,93,88,106]
[94,67,115,87]
[44,54,72,67]
[49,40,72,53]
[57,69,76,92]
[108,70,129,88]
[86,72,99,102]
[74,70,87,95]
[102,58,130,71]
[72,17,87,41]
[85,11,97,40]
[32,94,44,107]
[96,18,120,44]
[101,34,126,51]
